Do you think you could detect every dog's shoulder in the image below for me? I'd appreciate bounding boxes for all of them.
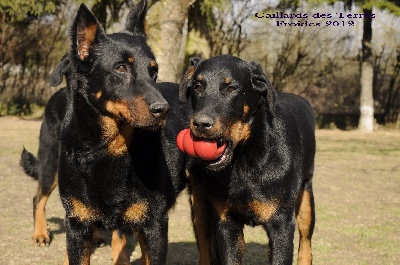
[275,92,315,130]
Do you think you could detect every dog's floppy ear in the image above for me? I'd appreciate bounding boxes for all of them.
[179,57,202,103]
[249,61,277,117]
[70,4,106,61]
[50,54,70,87]
[125,0,147,36]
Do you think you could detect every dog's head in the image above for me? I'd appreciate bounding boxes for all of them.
[180,55,277,171]
[56,0,168,129]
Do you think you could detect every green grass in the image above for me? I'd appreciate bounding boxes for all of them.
[0,118,399,264]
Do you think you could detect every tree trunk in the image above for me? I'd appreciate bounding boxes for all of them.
[148,0,196,83]
[358,8,374,132]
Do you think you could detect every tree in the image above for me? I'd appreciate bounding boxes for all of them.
[358,6,374,132]
[357,0,400,131]
[147,0,196,82]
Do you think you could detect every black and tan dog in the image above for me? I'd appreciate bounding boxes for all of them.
[179,55,316,265]
[21,1,186,264]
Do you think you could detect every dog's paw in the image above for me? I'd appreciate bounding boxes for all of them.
[32,230,51,247]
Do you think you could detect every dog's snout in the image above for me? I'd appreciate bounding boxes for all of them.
[193,114,214,131]
[149,101,169,118]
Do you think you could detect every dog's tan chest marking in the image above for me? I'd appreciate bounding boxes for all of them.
[70,197,102,222]
[248,199,279,222]
[212,200,230,222]
[100,116,133,156]
[123,201,148,223]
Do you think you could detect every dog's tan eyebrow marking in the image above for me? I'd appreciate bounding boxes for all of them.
[225,77,231,84]
[149,60,157,67]
[186,66,195,80]
[96,91,102,99]
[197,74,203,81]
[128,57,134,63]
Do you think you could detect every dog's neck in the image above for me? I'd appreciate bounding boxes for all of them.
[99,115,134,157]
[63,90,134,158]
[235,104,290,176]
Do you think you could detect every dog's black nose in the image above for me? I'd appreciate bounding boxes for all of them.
[149,101,169,118]
[193,114,214,131]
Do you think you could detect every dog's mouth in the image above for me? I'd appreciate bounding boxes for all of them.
[200,138,233,171]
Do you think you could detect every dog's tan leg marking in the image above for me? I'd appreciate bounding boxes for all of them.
[111,230,130,265]
[191,187,211,265]
[137,232,150,265]
[63,252,69,265]
[32,177,57,246]
[296,189,314,265]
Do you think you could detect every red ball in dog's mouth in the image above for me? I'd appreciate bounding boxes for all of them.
[176,129,226,160]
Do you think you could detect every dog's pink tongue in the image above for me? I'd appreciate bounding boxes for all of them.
[176,129,226,160]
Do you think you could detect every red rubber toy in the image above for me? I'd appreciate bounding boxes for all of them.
[176,128,226,160]
[193,140,226,160]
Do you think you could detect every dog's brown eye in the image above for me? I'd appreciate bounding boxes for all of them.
[227,86,237,93]
[116,65,127,73]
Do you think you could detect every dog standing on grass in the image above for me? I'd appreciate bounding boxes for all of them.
[179,55,316,265]
[21,1,186,264]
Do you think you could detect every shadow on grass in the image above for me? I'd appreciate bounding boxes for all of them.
[48,217,66,235]
[45,218,270,264]
[132,242,269,265]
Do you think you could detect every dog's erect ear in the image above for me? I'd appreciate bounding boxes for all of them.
[125,0,147,36]
[249,61,277,117]
[50,54,70,87]
[179,57,203,103]
[70,4,105,61]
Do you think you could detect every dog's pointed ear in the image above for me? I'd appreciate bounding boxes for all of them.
[249,61,277,117]
[50,54,70,87]
[125,0,147,36]
[179,57,202,103]
[70,4,105,61]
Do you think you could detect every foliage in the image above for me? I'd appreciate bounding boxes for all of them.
[0,0,136,116]
[0,0,57,21]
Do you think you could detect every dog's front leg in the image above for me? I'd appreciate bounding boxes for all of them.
[64,217,93,265]
[214,220,245,265]
[264,212,296,265]
[136,215,168,265]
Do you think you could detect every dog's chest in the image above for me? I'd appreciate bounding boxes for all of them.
[100,116,134,157]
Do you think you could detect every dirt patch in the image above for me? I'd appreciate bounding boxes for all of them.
[0,117,399,264]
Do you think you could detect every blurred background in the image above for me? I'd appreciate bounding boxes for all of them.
[0,0,399,131]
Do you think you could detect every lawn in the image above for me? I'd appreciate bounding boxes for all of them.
[0,116,399,264]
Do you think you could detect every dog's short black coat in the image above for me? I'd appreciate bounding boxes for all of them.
[21,1,186,264]
[179,55,316,265]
